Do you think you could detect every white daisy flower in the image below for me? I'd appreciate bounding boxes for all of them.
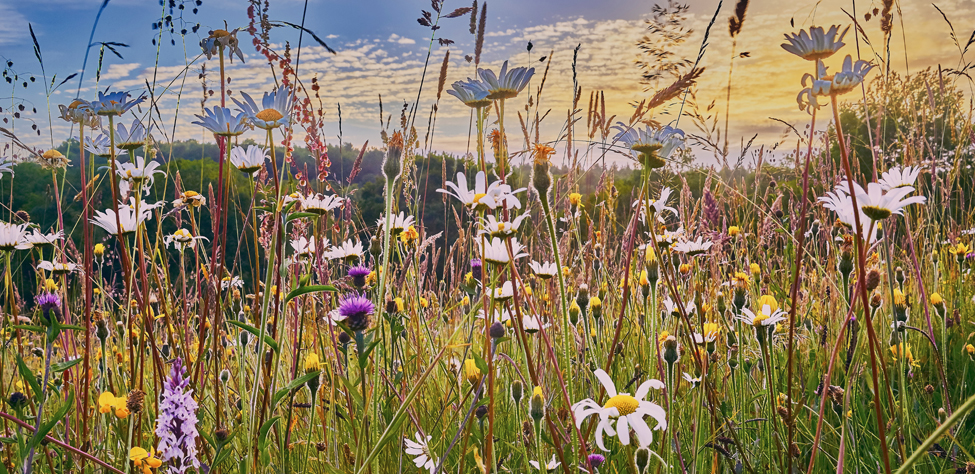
[90,199,157,236]
[324,239,363,261]
[233,87,293,130]
[113,119,149,150]
[479,237,528,265]
[479,213,529,238]
[437,171,525,211]
[377,212,415,235]
[682,372,701,388]
[672,237,713,256]
[164,229,208,251]
[476,308,513,323]
[403,432,438,473]
[845,181,926,221]
[485,281,514,302]
[23,229,63,247]
[781,25,848,61]
[529,455,561,471]
[529,260,558,279]
[299,193,345,215]
[878,166,922,190]
[116,156,165,195]
[221,276,244,291]
[572,369,667,451]
[230,145,267,176]
[37,260,81,275]
[291,236,319,260]
[0,222,32,251]
[522,312,550,334]
[477,60,535,100]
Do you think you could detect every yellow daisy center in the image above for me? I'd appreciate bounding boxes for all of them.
[603,394,639,417]
[752,314,769,327]
[473,193,487,204]
[256,108,284,122]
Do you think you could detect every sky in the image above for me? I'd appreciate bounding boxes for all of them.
[1,0,973,167]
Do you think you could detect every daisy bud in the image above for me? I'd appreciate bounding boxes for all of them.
[220,369,231,384]
[529,386,545,422]
[510,380,524,404]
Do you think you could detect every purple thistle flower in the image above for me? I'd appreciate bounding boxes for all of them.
[35,293,61,326]
[588,453,605,468]
[347,265,371,289]
[156,358,200,473]
[339,293,375,332]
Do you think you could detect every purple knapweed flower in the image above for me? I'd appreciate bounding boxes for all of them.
[347,265,371,289]
[339,293,375,332]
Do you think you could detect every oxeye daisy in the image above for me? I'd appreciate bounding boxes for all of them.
[484,281,514,302]
[0,222,32,251]
[478,213,529,238]
[377,212,415,235]
[85,133,113,157]
[290,236,319,260]
[446,78,492,108]
[233,87,293,130]
[58,99,100,128]
[479,237,528,265]
[200,28,244,62]
[89,90,146,117]
[529,260,558,279]
[22,229,63,248]
[878,166,922,190]
[529,455,561,471]
[737,303,788,344]
[437,171,525,211]
[193,106,249,137]
[847,181,926,221]
[572,369,667,451]
[324,239,364,262]
[299,193,346,215]
[114,119,149,150]
[37,260,81,275]
[477,60,535,100]
[613,122,684,169]
[781,25,848,61]
[230,145,267,175]
[633,187,679,223]
[672,237,713,256]
[825,55,873,95]
[403,432,438,473]
[116,156,165,196]
[164,229,208,251]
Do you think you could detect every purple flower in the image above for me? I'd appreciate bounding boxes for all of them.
[588,454,605,468]
[339,293,375,332]
[347,265,371,289]
[471,258,483,282]
[156,358,200,473]
[35,293,61,326]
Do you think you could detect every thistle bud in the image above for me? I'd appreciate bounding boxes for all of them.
[576,284,590,310]
[475,404,488,421]
[7,392,28,412]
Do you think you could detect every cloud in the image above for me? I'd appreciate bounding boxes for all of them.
[387,34,416,45]
[100,63,141,81]
[0,3,27,46]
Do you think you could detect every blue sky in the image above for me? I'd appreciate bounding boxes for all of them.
[2,0,972,166]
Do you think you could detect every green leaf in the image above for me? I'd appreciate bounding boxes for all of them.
[227,320,279,352]
[286,212,320,222]
[51,358,82,373]
[284,285,337,305]
[258,416,280,452]
[16,355,41,401]
[11,325,45,334]
[25,391,74,455]
[271,372,321,412]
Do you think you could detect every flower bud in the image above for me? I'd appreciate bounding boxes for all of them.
[510,380,524,404]
[489,321,506,339]
[382,131,404,181]
[634,447,650,473]
[529,386,545,422]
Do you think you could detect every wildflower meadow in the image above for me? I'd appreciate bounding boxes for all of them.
[0,0,974,473]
